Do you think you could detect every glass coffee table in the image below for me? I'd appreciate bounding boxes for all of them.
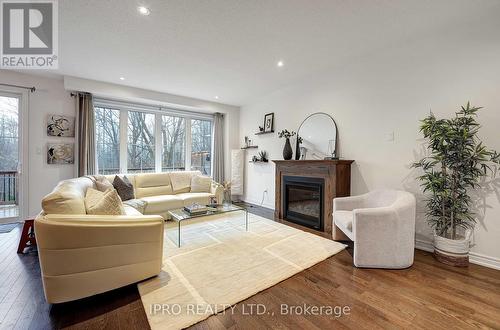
[168,204,248,247]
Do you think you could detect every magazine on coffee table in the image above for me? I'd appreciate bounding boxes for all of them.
[183,203,216,215]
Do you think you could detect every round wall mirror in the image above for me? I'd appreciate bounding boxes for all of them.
[297,112,338,160]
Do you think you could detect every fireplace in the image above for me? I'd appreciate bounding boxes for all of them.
[274,160,354,237]
[283,176,324,231]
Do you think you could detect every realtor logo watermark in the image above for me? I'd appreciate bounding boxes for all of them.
[1,0,58,69]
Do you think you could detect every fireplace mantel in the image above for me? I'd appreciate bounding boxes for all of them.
[273,159,354,239]
[273,160,354,165]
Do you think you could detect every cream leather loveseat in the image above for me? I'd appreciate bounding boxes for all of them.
[35,171,223,303]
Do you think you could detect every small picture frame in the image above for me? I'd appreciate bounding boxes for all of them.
[263,113,274,132]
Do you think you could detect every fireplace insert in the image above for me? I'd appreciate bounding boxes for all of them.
[283,176,324,231]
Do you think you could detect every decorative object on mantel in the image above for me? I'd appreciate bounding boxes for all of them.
[295,136,303,160]
[296,112,339,160]
[412,102,500,267]
[278,129,296,160]
[263,112,274,132]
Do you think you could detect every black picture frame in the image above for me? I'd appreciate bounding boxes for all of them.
[263,112,274,132]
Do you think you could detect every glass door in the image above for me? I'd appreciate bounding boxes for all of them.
[0,93,21,223]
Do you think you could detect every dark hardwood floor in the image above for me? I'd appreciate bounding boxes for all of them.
[1,204,499,329]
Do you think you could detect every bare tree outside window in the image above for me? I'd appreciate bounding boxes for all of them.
[191,119,212,175]
[128,111,155,173]
[95,107,120,174]
[162,115,185,171]
[0,96,18,171]
[93,103,213,177]
[0,96,19,206]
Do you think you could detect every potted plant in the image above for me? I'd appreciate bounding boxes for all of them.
[278,129,296,160]
[258,150,268,162]
[413,103,499,266]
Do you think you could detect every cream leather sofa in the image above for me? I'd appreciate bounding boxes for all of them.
[35,171,223,303]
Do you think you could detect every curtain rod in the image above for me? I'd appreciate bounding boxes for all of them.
[0,83,36,92]
[70,91,91,97]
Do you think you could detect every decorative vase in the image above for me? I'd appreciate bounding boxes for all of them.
[283,138,293,160]
[433,230,472,267]
[223,189,232,206]
[295,139,301,160]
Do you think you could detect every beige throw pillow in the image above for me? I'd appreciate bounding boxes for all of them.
[170,172,193,193]
[85,188,125,215]
[190,175,212,193]
[94,175,114,192]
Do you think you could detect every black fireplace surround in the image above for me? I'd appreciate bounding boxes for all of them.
[283,176,324,231]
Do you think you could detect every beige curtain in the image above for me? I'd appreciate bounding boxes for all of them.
[213,112,225,183]
[77,92,96,176]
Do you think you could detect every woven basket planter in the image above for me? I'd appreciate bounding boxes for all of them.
[433,230,472,267]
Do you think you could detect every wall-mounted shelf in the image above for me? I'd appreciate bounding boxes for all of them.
[255,130,274,135]
[249,160,269,163]
[241,146,258,149]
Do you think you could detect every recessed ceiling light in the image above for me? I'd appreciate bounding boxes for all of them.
[277,60,284,67]
[119,77,125,81]
[138,6,151,16]
[214,96,219,100]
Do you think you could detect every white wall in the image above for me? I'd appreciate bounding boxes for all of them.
[0,71,76,217]
[239,14,500,264]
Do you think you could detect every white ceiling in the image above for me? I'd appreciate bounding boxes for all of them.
[50,0,500,106]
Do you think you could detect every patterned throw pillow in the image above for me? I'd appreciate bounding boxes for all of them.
[113,175,135,201]
[190,175,212,193]
[85,188,124,215]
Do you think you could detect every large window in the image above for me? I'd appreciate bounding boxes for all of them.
[128,111,155,173]
[191,119,212,175]
[95,107,120,174]
[94,100,213,176]
[162,115,185,171]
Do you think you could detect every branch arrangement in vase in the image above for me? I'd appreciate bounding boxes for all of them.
[278,129,296,139]
[278,129,296,160]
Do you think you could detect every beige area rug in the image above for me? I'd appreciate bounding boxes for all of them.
[138,212,346,330]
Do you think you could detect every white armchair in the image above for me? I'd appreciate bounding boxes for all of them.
[333,190,416,269]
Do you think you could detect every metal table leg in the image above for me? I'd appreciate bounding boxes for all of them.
[245,209,248,231]
[178,221,181,247]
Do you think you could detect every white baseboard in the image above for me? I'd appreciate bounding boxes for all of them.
[415,238,500,270]
[241,198,275,211]
[415,238,434,252]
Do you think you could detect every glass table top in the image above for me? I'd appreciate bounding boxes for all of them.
[168,204,245,222]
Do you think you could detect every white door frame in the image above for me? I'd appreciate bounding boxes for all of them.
[0,88,29,224]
